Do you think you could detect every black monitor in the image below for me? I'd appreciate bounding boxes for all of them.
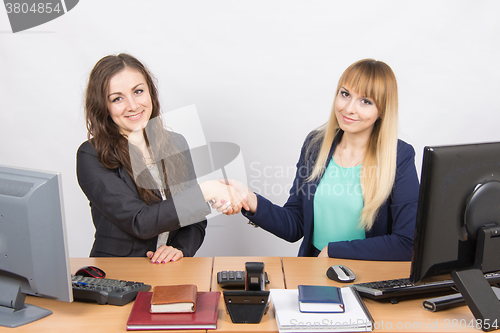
[0,165,73,328]
[409,142,500,330]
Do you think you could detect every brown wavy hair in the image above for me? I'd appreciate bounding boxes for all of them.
[85,53,185,204]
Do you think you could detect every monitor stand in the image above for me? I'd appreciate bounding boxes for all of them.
[0,274,52,328]
[452,269,500,332]
[451,226,500,332]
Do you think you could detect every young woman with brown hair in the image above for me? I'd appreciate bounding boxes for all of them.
[77,54,243,263]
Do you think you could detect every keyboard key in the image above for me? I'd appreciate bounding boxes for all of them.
[71,275,151,306]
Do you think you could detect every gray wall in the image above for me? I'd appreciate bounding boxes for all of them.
[1,1,499,258]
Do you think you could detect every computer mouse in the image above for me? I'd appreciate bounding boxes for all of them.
[75,265,106,278]
[326,264,356,283]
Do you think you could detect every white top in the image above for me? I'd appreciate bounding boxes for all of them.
[147,163,169,249]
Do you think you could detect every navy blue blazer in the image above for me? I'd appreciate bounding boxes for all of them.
[243,133,419,260]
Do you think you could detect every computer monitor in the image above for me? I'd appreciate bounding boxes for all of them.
[409,142,500,329]
[0,165,73,328]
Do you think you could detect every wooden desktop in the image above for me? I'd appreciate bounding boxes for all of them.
[17,257,213,333]
[282,257,484,333]
[7,257,486,332]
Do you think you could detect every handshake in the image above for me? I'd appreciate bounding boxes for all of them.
[200,179,257,216]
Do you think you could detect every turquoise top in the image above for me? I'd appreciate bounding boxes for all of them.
[312,158,365,251]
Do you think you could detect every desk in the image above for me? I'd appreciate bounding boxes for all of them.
[3,257,487,333]
[14,257,213,333]
[283,257,483,332]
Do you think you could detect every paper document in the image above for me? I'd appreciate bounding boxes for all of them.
[271,287,373,332]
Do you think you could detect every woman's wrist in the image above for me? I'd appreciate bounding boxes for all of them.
[199,180,216,202]
[247,191,258,213]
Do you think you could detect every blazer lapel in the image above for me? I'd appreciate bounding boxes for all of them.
[305,140,338,207]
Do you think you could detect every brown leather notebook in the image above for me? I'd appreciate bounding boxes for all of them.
[150,284,198,313]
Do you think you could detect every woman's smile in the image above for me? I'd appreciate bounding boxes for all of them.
[125,110,145,121]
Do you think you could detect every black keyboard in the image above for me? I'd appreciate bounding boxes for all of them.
[353,271,500,302]
[72,275,151,306]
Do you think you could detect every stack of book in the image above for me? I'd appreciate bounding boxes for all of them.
[126,284,220,331]
[271,285,373,332]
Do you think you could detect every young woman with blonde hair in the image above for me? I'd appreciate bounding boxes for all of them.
[220,59,419,260]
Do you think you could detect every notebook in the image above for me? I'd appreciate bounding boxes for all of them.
[150,284,197,313]
[126,291,220,331]
[298,285,344,313]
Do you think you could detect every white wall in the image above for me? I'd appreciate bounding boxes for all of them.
[1,0,499,258]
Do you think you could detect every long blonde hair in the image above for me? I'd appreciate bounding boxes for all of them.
[307,59,399,230]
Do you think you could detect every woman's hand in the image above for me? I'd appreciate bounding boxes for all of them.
[147,245,184,263]
[318,246,329,258]
[213,179,257,215]
[200,180,249,214]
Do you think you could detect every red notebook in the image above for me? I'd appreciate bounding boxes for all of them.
[126,291,220,331]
